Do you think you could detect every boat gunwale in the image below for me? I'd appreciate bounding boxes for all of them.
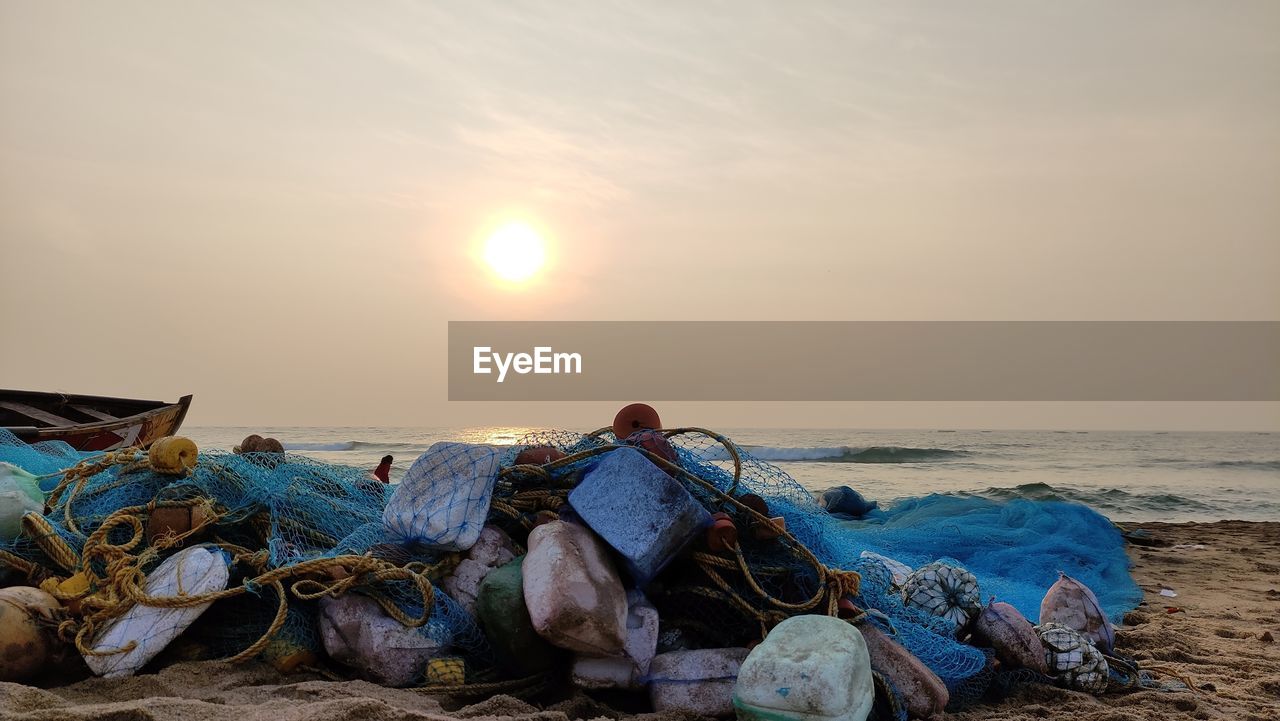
[0,391,193,436]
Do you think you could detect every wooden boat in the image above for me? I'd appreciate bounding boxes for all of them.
[0,390,193,451]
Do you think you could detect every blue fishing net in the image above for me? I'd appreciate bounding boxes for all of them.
[0,428,481,675]
[838,494,1141,623]
[502,427,1141,704]
[1,425,1141,701]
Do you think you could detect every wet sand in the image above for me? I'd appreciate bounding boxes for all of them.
[1,521,1277,721]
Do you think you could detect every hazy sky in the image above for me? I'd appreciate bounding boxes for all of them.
[2,1,1277,430]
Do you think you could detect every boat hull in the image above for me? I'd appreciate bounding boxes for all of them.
[2,393,192,452]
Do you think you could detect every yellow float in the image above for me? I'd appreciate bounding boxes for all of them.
[148,436,198,474]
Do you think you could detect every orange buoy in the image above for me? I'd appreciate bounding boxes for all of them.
[704,513,738,553]
[514,446,565,466]
[625,429,678,468]
[612,403,662,441]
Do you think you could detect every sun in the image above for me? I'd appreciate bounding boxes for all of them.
[483,222,547,283]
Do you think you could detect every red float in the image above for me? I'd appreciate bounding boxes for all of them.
[513,445,565,466]
[612,403,662,441]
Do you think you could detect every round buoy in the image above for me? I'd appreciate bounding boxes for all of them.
[0,587,60,682]
[514,446,565,466]
[258,437,285,454]
[148,436,198,474]
[612,403,662,441]
[147,506,194,545]
[237,434,264,454]
[704,513,738,553]
[737,493,770,518]
[625,429,678,468]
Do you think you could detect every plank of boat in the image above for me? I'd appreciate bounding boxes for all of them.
[69,405,119,422]
[0,401,76,428]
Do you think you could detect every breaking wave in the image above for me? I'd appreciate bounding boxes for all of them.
[741,445,967,463]
[283,441,425,452]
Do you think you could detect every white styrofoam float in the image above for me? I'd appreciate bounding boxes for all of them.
[86,545,230,678]
[649,647,749,717]
[572,590,659,689]
[0,462,44,540]
[734,615,875,721]
[319,592,446,687]
[522,520,628,656]
[383,442,501,551]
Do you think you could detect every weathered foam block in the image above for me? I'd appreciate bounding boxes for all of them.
[466,525,517,569]
[383,442,500,551]
[476,556,562,676]
[648,648,749,717]
[442,558,491,616]
[857,623,949,720]
[973,601,1048,674]
[319,593,445,687]
[734,615,874,721]
[572,591,659,689]
[522,520,628,656]
[86,545,230,678]
[568,447,711,586]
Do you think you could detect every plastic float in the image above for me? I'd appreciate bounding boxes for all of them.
[733,615,875,721]
[85,545,231,678]
[649,647,749,716]
[522,519,628,656]
[383,441,501,551]
[567,446,711,586]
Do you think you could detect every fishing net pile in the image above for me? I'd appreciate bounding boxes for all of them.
[0,421,1144,718]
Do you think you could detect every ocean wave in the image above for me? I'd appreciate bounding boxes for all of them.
[966,482,1221,514]
[284,442,357,451]
[739,445,967,463]
[1144,457,1280,471]
[1212,459,1280,471]
[283,440,425,452]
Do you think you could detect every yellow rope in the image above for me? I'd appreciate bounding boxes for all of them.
[21,512,81,573]
[0,548,41,581]
[495,429,859,629]
[38,497,441,664]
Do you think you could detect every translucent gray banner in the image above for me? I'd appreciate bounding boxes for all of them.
[448,321,1279,401]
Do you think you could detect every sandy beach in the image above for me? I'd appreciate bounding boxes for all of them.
[0,520,1275,721]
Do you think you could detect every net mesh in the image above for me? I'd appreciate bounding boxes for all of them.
[0,428,477,683]
[0,425,1140,704]
[496,427,1139,705]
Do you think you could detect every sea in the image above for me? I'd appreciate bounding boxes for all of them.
[186,427,1280,524]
